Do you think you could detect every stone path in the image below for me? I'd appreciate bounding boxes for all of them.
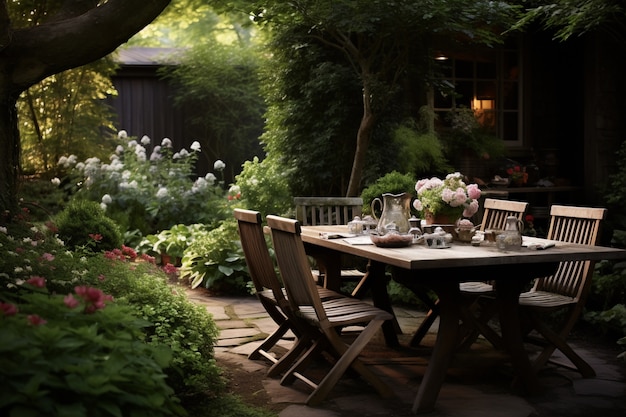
[184,288,626,417]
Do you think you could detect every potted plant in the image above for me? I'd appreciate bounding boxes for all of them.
[412,172,482,224]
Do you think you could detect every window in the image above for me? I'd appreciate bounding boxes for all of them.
[432,41,522,146]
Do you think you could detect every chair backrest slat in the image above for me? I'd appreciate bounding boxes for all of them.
[534,205,606,299]
[267,215,328,323]
[234,209,286,306]
[294,197,363,226]
[480,198,529,231]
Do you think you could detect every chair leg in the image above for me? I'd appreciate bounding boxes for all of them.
[307,319,393,406]
[281,337,327,387]
[528,313,595,378]
[267,330,314,378]
[410,292,440,347]
[457,298,502,351]
[249,321,291,361]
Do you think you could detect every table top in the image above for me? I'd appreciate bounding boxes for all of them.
[300,225,626,270]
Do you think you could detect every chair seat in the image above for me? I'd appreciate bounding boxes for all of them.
[459,281,494,294]
[312,268,365,279]
[298,301,393,327]
[519,291,576,309]
[259,287,345,304]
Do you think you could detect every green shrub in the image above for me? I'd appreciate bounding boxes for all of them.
[54,199,123,251]
[179,220,250,294]
[17,176,68,222]
[57,134,232,239]
[235,156,293,218]
[1,220,223,400]
[78,256,224,397]
[0,287,184,417]
[392,116,451,176]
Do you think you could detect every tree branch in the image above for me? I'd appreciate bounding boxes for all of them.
[7,0,171,90]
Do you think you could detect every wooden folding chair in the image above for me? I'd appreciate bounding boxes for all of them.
[234,209,342,377]
[410,198,529,347]
[518,205,606,377]
[266,214,394,405]
[294,197,368,296]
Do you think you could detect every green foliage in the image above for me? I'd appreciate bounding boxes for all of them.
[179,220,250,294]
[1,219,224,400]
[260,36,363,196]
[139,224,208,259]
[392,116,451,176]
[81,258,224,397]
[235,156,293,218]
[253,0,519,196]
[18,58,118,175]
[160,42,265,175]
[360,171,417,215]
[510,0,626,43]
[0,288,185,417]
[129,1,258,48]
[17,177,68,222]
[54,200,123,252]
[439,106,505,163]
[586,304,626,336]
[387,280,426,307]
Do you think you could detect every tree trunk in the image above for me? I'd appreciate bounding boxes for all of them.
[0,90,20,221]
[346,81,377,197]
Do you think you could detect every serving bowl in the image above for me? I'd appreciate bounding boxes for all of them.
[370,232,413,248]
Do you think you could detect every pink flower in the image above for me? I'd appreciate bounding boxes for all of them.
[441,187,455,204]
[89,233,103,242]
[40,252,55,262]
[140,253,156,264]
[98,274,106,281]
[467,184,481,200]
[27,314,47,326]
[163,263,178,275]
[74,286,114,313]
[0,302,18,316]
[64,294,80,309]
[463,200,479,217]
[26,276,46,288]
[452,188,467,207]
[121,245,137,260]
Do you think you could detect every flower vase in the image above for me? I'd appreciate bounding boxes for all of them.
[160,253,171,266]
[510,178,526,188]
[424,210,458,225]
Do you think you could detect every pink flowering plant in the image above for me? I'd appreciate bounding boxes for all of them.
[0,216,222,410]
[413,172,482,220]
[0,274,184,416]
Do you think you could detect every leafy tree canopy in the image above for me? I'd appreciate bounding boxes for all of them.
[231,0,520,196]
[512,0,626,43]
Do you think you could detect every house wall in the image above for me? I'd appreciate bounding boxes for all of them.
[107,65,214,176]
[583,32,626,204]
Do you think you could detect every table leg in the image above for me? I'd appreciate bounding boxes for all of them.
[495,277,541,394]
[411,279,461,414]
[368,261,399,347]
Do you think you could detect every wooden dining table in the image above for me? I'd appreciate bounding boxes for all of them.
[299,225,626,414]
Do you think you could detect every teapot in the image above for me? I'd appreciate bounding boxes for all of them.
[371,192,412,235]
[497,216,524,251]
